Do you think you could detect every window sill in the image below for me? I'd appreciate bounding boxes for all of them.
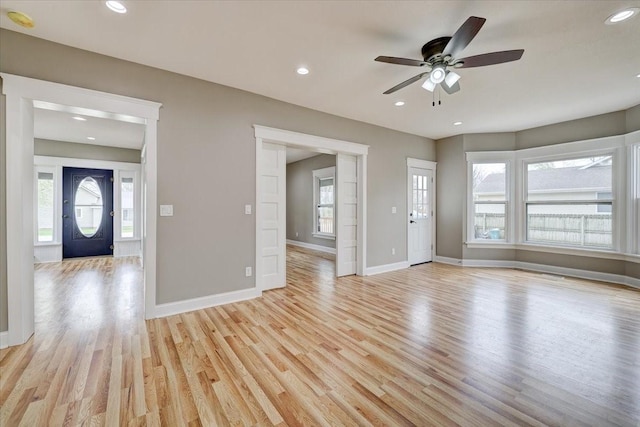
[465,241,639,262]
[466,241,515,249]
[312,233,335,241]
[114,238,141,242]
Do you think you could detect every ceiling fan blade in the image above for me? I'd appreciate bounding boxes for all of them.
[383,72,429,94]
[441,81,460,95]
[456,49,524,68]
[375,56,427,67]
[442,16,486,58]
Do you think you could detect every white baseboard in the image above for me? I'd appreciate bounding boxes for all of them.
[433,256,463,266]
[114,240,141,257]
[154,287,262,318]
[34,244,62,263]
[365,261,410,276]
[434,255,639,289]
[0,331,8,349]
[286,239,336,255]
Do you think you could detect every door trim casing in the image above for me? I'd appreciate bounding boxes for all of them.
[254,125,369,291]
[2,73,161,347]
[407,158,437,265]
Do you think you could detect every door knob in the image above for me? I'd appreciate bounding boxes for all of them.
[410,220,416,224]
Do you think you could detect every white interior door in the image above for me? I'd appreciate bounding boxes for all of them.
[336,153,357,276]
[260,142,286,289]
[408,167,433,265]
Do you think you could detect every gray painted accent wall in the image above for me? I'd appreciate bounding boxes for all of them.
[286,154,336,249]
[0,29,433,312]
[35,139,142,163]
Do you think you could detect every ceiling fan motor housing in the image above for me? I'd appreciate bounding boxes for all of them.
[421,37,452,62]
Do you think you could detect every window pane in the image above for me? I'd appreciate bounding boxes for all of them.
[474,203,505,239]
[121,177,134,238]
[473,163,506,202]
[527,156,612,201]
[317,206,334,234]
[319,179,334,205]
[75,177,103,238]
[527,204,612,248]
[37,172,54,242]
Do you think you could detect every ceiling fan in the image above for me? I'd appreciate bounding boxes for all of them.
[375,16,524,95]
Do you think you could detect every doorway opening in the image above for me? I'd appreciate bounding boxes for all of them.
[254,125,368,292]
[285,150,337,280]
[2,73,161,347]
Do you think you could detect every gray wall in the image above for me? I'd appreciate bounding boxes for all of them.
[435,108,640,279]
[286,154,336,249]
[435,135,464,259]
[35,139,142,163]
[0,29,434,312]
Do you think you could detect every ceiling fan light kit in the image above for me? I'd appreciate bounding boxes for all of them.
[375,16,525,102]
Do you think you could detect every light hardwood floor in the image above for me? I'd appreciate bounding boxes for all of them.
[1,247,639,426]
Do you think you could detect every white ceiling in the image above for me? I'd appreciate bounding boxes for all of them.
[286,147,321,164]
[2,1,639,140]
[34,107,145,149]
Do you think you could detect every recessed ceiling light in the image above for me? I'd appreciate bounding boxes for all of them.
[394,101,405,107]
[106,1,127,14]
[605,8,639,24]
[296,67,309,75]
[7,11,34,28]
[72,116,87,121]
[636,73,640,78]
[87,137,96,140]
[453,121,463,126]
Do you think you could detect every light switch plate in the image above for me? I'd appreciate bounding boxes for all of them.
[391,206,397,214]
[245,204,252,215]
[160,204,174,217]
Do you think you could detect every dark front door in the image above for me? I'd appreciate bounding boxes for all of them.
[62,167,114,258]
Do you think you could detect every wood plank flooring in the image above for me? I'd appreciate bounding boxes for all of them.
[1,247,639,426]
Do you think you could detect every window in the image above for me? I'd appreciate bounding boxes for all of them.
[36,171,54,242]
[313,167,335,238]
[121,176,134,238]
[471,162,507,240]
[525,155,613,249]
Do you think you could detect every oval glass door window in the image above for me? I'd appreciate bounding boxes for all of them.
[75,177,103,237]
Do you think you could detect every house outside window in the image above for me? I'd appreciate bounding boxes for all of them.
[313,166,335,238]
[525,155,613,249]
[36,170,55,242]
[471,162,507,240]
[121,176,135,238]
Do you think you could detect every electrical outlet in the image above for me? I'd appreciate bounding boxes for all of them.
[296,232,299,237]
[245,266,252,277]
[391,248,395,255]
[391,206,397,214]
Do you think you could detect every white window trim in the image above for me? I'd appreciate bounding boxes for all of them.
[465,151,515,244]
[312,166,336,239]
[465,132,639,257]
